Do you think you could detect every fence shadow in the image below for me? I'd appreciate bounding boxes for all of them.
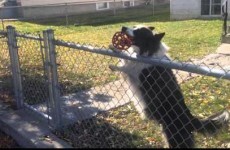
[55,114,159,148]
[0,74,16,109]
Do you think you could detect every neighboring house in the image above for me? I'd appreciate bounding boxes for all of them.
[14,0,147,19]
[0,0,18,19]
[170,0,229,20]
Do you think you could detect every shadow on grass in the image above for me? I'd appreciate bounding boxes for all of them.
[21,74,48,105]
[55,115,155,148]
[0,74,16,109]
[21,73,96,105]
[20,67,113,105]
[59,72,95,96]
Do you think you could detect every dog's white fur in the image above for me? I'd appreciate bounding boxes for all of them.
[110,44,170,120]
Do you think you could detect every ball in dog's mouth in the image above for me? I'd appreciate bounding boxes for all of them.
[112,32,133,50]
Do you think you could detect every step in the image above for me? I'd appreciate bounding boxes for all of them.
[0,108,72,148]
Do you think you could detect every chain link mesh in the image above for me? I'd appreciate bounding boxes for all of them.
[16,33,50,119]
[53,43,230,148]
[0,1,169,25]
[53,45,153,148]
[0,32,15,109]
[0,29,229,148]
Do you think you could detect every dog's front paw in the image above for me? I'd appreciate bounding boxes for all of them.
[109,65,117,71]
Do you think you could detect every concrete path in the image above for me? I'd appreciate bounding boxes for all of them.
[217,43,230,54]
[173,43,230,83]
[196,43,230,69]
[32,79,135,125]
[0,101,72,148]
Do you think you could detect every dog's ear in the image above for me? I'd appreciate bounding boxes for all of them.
[149,26,155,31]
[155,32,165,41]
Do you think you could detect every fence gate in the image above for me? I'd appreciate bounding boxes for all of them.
[2,26,62,128]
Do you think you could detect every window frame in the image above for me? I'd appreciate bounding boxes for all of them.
[122,0,135,8]
[96,2,110,10]
[201,0,222,16]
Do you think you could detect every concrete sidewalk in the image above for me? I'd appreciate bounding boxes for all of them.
[27,79,134,125]
[217,43,230,54]
[0,102,72,148]
[173,43,230,83]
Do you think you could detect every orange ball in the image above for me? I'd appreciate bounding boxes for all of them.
[112,32,133,50]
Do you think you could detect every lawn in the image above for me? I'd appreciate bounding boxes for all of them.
[0,12,223,61]
[54,76,230,148]
[0,5,229,148]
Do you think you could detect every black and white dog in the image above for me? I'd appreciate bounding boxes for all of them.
[109,25,230,148]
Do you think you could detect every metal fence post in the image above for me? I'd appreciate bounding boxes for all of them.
[152,0,155,16]
[113,0,117,16]
[6,25,23,109]
[1,18,4,30]
[65,3,69,26]
[43,29,62,128]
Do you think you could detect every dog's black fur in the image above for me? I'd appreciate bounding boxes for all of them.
[109,25,230,148]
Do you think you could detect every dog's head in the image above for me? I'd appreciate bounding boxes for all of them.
[121,25,166,56]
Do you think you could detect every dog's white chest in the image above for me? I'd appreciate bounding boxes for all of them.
[118,59,151,119]
[119,59,149,81]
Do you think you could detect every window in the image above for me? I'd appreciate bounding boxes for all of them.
[201,0,221,15]
[123,1,134,8]
[96,2,110,10]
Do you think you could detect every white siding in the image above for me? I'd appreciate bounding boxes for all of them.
[170,0,201,20]
[18,0,121,6]
[17,0,146,19]
[170,0,230,20]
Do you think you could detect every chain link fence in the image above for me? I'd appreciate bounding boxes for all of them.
[0,26,229,148]
[16,32,52,121]
[53,40,230,148]
[0,30,15,109]
[0,0,170,27]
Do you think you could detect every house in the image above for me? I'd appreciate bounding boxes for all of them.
[14,0,147,19]
[170,0,229,20]
[0,0,148,19]
[0,0,19,19]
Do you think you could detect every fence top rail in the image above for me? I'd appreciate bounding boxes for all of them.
[16,32,43,41]
[0,29,43,41]
[54,39,230,80]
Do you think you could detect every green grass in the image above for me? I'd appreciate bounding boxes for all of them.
[183,77,230,148]
[3,18,222,61]
[55,77,230,148]
[1,7,222,61]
